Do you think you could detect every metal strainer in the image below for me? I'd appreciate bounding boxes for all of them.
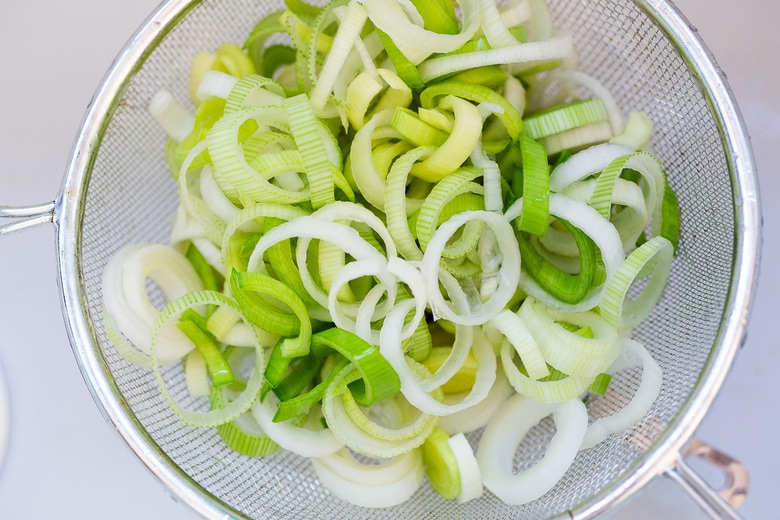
[0,0,761,518]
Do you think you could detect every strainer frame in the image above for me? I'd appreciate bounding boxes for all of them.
[47,0,761,518]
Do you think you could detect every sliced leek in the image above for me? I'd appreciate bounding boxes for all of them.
[104,0,682,509]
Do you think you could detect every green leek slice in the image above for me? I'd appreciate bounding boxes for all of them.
[422,427,461,500]
[311,327,400,406]
[524,98,609,140]
[515,133,550,237]
[177,309,235,387]
[229,269,312,358]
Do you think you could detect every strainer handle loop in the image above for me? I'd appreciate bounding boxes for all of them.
[0,201,56,238]
[664,438,749,520]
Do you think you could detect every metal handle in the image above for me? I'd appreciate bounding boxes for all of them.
[664,438,749,519]
[0,202,57,237]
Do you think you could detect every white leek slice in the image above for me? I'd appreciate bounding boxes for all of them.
[448,432,484,503]
[597,151,667,240]
[373,68,414,114]
[327,257,399,344]
[251,394,343,458]
[199,165,241,223]
[148,89,194,142]
[208,105,311,205]
[418,323,474,393]
[438,363,513,435]
[346,71,385,130]
[418,35,574,82]
[103,305,155,368]
[177,141,226,245]
[224,74,286,112]
[385,146,433,259]
[476,395,588,505]
[422,427,461,500]
[500,0,533,28]
[415,167,484,251]
[386,256,429,340]
[422,210,520,325]
[191,237,224,275]
[548,142,633,192]
[380,301,497,416]
[361,0,481,57]
[284,94,339,209]
[245,217,386,312]
[311,448,423,508]
[502,75,527,119]
[196,70,239,101]
[474,148,503,213]
[580,338,662,449]
[169,203,208,246]
[345,68,413,130]
[335,32,387,117]
[312,200,399,259]
[220,202,309,275]
[477,228,502,301]
[610,111,654,150]
[102,244,203,362]
[523,0,554,41]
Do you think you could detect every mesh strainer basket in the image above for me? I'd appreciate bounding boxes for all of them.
[0,0,761,518]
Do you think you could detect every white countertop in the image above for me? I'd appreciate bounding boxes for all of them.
[0,1,777,518]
